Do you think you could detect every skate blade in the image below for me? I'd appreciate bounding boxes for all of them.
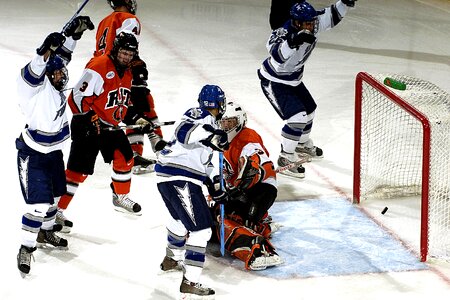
[179,293,215,300]
[36,243,68,250]
[113,206,142,216]
[132,165,155,175]
[278,170,305,179]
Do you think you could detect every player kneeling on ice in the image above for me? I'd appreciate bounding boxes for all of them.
[208,102,283,271]
[15,16,94,276]
[156,84,229,298]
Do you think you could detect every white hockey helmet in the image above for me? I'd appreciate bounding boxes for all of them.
[220,102,247,142]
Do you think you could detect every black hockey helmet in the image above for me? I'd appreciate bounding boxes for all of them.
[107,0,137,15]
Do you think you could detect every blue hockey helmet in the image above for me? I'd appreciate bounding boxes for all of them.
[198,84,226,119]
[290,2,318,22]
[46,54,68,91]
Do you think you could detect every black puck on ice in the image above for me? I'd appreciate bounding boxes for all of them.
[381,207,388,215]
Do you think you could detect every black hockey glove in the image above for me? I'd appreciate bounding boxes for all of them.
[228,188,248,204]
[154,139,168,152]
[235,155,262,190]
[70,110,101,140]
[36,32,66,55]
[286,30,316,49]
[205,176,229,204]
[63,16,95,40]
[200,124,229,152]
[130,59,149,86]
[341,0,357,7]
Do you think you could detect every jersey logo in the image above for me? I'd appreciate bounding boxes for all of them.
[187,108,203,120]
[53,92,67,121]
[105,87,131,122]
[106,71,115,79]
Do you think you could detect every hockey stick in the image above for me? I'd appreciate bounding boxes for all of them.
[103,121,176,131]
[275,156,311,173]
[61,0,91,34]
[219,152,226,256]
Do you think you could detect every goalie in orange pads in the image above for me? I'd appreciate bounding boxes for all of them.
[208,102,283,270]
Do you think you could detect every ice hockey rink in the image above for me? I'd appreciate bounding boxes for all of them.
[1,0,450,299]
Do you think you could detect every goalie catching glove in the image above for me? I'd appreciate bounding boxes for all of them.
[200,124,229,152]
[235,153,263,190]
[205,175,229,204]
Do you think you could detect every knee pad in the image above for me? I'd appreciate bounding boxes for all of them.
[187,228,212,248]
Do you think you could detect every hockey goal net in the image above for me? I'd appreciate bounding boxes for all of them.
[353,72,450,261]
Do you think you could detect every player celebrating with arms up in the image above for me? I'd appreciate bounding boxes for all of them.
[15,16,94,276]
[258,0,357,178]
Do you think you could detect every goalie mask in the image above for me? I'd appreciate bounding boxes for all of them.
[198,84,226,120]
[46,54,68,91]
[220,102,247,142]
[107,0,137,15]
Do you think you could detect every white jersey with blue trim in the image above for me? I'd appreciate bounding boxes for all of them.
[259,0,350,87]
[156,107,219,185]
[16,38,76,154]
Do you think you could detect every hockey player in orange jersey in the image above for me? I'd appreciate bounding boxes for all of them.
[208,102,283,270]
[56,32,143,233]
[96,0,167,175]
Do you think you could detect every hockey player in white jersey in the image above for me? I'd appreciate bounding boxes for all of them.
[15,16,94,276]
[155,84,229,298]
[258,0,357,178]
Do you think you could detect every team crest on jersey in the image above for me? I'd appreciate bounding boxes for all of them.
[106,71,115,79]
[106,87,131,122]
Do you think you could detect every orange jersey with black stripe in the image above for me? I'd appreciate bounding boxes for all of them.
[68,55,133,126]
[223,127,276,189]
[94,11,141,57]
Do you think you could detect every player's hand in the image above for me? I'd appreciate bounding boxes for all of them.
[36,32,66,55]
[63,16,95,40]
[201,124,229,152]
[286,30,316,48]
[130,59,149,86]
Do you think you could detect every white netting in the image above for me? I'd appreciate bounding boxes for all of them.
[358,73,450,259]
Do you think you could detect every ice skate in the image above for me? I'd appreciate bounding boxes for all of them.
[55,209,73,233]
[17,245,36,277]
[277,151,305,178]
[180,276,215,299]
[248,244,283,271]
[132,153,156,175]
[295,139,323,159]
[36,226,68,249]
[112,192,142,215]
[160,255,184,272]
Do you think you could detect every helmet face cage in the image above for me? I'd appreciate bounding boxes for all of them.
[198,85,226,119]
[220,102,247,141]
[46,55,68,91]
[111,32,138,61]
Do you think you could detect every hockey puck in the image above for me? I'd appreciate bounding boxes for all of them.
[381,207,388,215]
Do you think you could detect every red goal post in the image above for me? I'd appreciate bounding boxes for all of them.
[353,72,450,262]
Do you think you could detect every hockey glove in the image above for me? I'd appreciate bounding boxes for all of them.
[341,0,357,7]
[200,124,229,152]
[154,139,168,152]
[205,176,229,204]
[286,30,316,49]
[235,154,262,190]
[130,59,149,86]
[70,110,101,140]
[63,16,95,40]
[36,32,66,55]
[228,188,248,204]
